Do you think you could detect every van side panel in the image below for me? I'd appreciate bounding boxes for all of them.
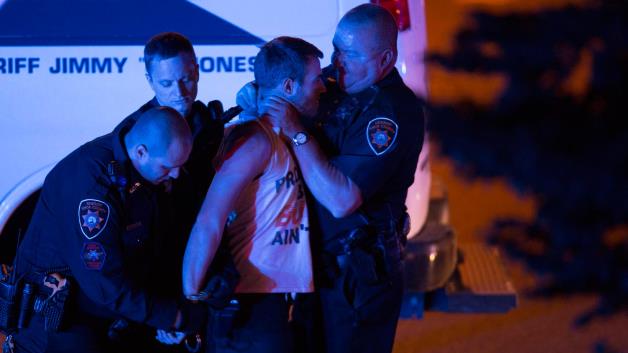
[0,0,430,238]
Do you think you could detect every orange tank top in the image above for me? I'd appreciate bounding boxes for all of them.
[218,119,313,293]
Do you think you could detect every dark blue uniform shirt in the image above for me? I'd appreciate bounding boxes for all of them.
[115,98,224,220]
[114,99,224,297]
[311,68,425,253]
[15,126,178,329]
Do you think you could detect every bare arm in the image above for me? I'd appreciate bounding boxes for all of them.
[291,137,362,217]
[182,124,270,295]
[261,96,362,218]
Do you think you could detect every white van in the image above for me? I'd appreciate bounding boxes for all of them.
[0,0,430,249]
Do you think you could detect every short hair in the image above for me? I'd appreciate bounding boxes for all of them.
[128,106,192,156]
[144,32,196,73]
[254,36,323,89]
[340,4,398,52]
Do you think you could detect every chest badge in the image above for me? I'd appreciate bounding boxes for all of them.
[78,199,110,239]
[367,117,398,155]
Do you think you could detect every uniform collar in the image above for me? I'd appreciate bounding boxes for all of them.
[112,125,130,164]
[322,65,401,91]
[345,68,401,104]
[347,68,401,110]
[111,124,150,190]
[374,67,402,90]
[148,97,201,130]
[148,97,160,109]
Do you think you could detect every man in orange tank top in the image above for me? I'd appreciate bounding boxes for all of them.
[182,37,326,353]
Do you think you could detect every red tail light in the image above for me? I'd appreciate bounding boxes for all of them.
[371,0,411,31]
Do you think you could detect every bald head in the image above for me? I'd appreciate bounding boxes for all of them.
[338,4,398,54]
[125,106,192,184]
[332,4,399,93]
[126,106,192,156]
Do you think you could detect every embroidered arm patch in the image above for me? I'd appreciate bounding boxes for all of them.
[366,117,398,155]
[82,242,107,270]
[78,199,110,239]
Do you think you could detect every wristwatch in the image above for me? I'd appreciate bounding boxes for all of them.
[292,131,310,147]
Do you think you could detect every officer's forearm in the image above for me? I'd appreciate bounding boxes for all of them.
[293,139,362,218]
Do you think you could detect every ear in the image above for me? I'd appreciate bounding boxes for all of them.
[145,72,152,84]
[380,48,395,70]
[135,144,149,162]
[281,77,296,97]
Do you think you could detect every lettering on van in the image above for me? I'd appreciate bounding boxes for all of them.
[0,57,40,74]
[197,56,255,73]
[49,57,127,74]
[139,55,255,73]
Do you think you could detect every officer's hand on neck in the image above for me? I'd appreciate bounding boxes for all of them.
[259,95,303,137]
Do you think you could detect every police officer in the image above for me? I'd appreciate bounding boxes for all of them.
[243,4,425,353]
[113,32,233,350]
[115,32,224,255]
[8,107,206,353]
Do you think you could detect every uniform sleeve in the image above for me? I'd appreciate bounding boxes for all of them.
[65,182,178,329]
[331,105,424,201]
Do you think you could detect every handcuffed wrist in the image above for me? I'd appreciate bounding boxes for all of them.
[185,291,209,302]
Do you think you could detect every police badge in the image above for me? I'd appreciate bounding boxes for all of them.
[367,117,398,155]
[78,199,110,239]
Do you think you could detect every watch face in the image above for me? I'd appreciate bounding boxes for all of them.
[294,132,309,145]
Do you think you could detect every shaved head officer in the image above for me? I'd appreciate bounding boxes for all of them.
[9,107,207,353]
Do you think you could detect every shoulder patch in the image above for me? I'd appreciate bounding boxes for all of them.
[366,117,398,155]
[78,199,110,239]
[82,242,106,270]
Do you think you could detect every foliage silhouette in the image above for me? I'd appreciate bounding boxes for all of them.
[428,0,627,324]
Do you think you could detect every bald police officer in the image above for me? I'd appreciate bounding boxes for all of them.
[9,107,205,353]
[241,4,425,353]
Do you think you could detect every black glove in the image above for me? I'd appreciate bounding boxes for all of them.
[203,276,229,305]
[202,240,240,308]
[177,300,208,334]
[203,271,238,308]
[206,100,224,121]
